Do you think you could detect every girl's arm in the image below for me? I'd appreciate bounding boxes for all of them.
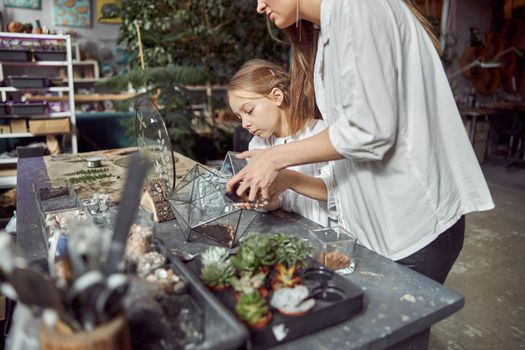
[280,169,328,201]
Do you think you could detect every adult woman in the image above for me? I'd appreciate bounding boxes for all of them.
[227,0,494,284]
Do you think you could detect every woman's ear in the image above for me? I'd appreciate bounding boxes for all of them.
[269,88,284,107]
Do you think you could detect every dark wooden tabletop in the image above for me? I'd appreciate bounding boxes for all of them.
[16,155,464,350]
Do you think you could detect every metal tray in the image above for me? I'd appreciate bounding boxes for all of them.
[155,240,248,350]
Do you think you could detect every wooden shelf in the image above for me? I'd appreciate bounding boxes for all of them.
[0,61,68,67]
[26,93,137,102]
[0,111,72,119]
[0,158,17,165]
[0,86,70,92]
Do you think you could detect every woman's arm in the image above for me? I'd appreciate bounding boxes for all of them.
[227,129,342,201]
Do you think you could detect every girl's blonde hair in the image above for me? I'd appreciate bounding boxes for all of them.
[228,58,314,135]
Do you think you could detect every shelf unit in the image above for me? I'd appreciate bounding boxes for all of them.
[0,33,77,188]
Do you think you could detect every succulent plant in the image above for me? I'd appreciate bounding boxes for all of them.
[201,246,230,267]
[200,260,235,288]
[230,271,266,295]
[231,243,261,273]
[200,246,235,288]
[270,285,315,316]
[242,235,277,266]
[235,293,270,325]
[274,233,311,268]
[272,263,302,289]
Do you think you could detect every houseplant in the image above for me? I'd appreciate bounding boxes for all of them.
[272,233,311,290]
[235,293,272,329]
[200,246,235,291]
[230,271,268,300]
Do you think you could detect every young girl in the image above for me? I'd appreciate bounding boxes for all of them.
[227,59,335,227]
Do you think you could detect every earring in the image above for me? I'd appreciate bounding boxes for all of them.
[296,0,302,43]
[296,0,299,27]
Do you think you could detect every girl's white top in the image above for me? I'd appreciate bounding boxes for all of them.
[314,0,494,260]
[249,119,336,227]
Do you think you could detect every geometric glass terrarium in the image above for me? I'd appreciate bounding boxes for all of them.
[169,164,257,248]
[134,99,258,248]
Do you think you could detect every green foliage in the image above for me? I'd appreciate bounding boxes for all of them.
[118,0,287,81]
[230,271,265,295]
[200,260,235,287]
[274,233,311,268]
[235,293,269,325]
[231,243,261,274]
[241,234,278,266]
[111,0,287,160]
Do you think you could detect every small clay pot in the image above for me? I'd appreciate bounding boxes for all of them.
[248,311,273,329]
[234,287,269,301]
[208,284,229,292]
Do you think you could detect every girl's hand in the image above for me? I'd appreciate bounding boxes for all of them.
[226,148,280,201]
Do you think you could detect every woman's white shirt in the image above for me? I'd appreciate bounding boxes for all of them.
[314,0,494,260]
[249,119,336,227]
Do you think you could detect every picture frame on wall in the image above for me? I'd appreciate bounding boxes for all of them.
[96,0,121,24]
[52,0,92,28]
[4,0,41,9]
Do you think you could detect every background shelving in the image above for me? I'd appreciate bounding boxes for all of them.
[0,32,77,188]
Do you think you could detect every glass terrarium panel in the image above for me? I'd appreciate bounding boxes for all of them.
[220,151,247,178]
[135,99,176,195]
[235,210,258,241]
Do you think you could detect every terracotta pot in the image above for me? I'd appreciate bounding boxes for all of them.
[208,284,228,292]
[277,308,309,317]
[234,287,269,301]
[248,311,273,330]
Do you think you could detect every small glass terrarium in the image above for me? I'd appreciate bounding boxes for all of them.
[308,226,358,275]
[169,164,257,248]
[34,178,80,214]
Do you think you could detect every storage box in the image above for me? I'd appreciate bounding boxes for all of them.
[9,102,47,116]
[0,49,32,62]
[33,51,66,61]
[0,103,9,116]
[9,119,27,133]
[8,76,49,89]
[29,118,70,135]
[0,125,11,134]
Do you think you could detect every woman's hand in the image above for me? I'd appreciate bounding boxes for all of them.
[226,148,281,201]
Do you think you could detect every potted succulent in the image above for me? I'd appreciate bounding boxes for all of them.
[232,234,277,276]
[230,271,268,300]
[243,234,278,267]
[270,285,316,317]
[235,293,273,329]
[200,247,235,291]
[272,234,311,290]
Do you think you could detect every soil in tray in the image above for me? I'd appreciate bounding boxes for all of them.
[38,186,69,200]
[126,279,203,350]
